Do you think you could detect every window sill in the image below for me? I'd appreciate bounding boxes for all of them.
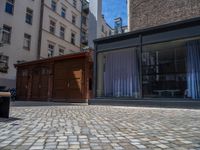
[23,47,30,51]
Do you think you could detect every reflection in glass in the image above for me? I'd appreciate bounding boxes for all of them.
[142,39,200,99]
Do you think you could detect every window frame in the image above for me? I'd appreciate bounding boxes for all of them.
[60,26,65,40]
[72,14,76,25]
[51,0,57,12]
[71,32,76,45]
[61,7,66,18]
[23,33,31,50]
[73,0,77,8]
[59,47,65,55]
[49,19,56,34]
[48,43,55,58]
[5,0,14,15]
[2,25,12,44]
[25,8,33,25]
[0,55,9,73]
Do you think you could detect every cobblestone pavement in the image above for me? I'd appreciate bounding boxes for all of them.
[0,105,200,150]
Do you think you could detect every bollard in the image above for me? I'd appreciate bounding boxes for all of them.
[0,92,11,118]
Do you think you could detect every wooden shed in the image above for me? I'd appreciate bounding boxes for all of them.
[15,52,93,103]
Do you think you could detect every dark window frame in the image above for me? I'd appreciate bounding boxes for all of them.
[25,8,33,25]
[2,25,12,44]
[23,33,31,50]
[5,0,14,15]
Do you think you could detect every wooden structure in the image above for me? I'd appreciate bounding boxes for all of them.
[15,52,93,103]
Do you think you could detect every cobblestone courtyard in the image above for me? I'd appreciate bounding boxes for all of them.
[0,104,200,150]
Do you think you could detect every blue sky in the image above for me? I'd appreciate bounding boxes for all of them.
[102,0,127,28]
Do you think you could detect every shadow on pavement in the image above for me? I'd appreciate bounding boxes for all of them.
[11,101,88,107]
[0,117,22,123]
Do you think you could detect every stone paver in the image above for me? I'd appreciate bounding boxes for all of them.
[0,105,200,150]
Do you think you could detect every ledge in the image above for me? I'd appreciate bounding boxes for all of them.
[0,92,11,97]
[89,99,200,109]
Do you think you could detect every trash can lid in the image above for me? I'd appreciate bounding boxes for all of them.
[0,92,11,97]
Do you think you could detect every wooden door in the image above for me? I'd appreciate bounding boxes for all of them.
[53,60,83,100]
[53,62,67,99]
[31,69,40,99]
[40,68,49,99]
[31,67,49,100]
[66,69,82,100]
[17,70,29,99]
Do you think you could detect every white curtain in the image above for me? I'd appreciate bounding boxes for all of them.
[186,40,200,100]
[104,48,141,98]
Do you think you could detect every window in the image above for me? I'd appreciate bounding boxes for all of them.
[82,16,87,26]
[25,8,33,25]
[102,25,104,33]
[61,7,66,18]
[51,0,57,11]
[142,40,189,98]
[109,30,112,36]
[71,32,76,45]
[59,48,64,55]
[23,33,31,50]
[48,44,54,57]
[2,25,12,44]
[0,55,9,73]
[49,20,56,34]
[5,0,14,15]
[60,26,65,39]
[72,15,76,25]
[73,0,77,8]
[82,29,87,42]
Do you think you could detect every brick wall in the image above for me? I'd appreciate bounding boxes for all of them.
[129,0,200,31]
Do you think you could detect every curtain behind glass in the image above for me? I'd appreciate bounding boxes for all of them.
[104,48,141,98]
[186,40,200,100]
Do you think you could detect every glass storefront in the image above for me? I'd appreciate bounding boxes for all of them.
[96,37,200,99]
[142,40,187,98]
[97,47,141,98]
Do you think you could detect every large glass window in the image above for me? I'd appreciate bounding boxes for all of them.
[97,48,141,98]
[142,38,200,99]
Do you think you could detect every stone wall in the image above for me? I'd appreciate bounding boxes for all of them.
[129,0,200,31]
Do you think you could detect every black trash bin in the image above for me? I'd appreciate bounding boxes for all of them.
[0,92,11,118]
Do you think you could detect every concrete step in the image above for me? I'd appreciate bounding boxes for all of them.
[89,99,200,109]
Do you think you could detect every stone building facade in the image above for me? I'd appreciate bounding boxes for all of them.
[128,0,200,31]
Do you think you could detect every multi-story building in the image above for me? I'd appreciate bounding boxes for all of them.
[127,0,200,31]
[93,0,200,103]
[39,0,82,58]
[88,0,113,48]
[101,15,113,38]
[0,0,84,88]
[0,0,41,88]
[0,0,111,88]
[113,17,128,35]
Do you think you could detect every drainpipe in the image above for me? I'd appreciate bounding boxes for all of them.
[37,0,44,59]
